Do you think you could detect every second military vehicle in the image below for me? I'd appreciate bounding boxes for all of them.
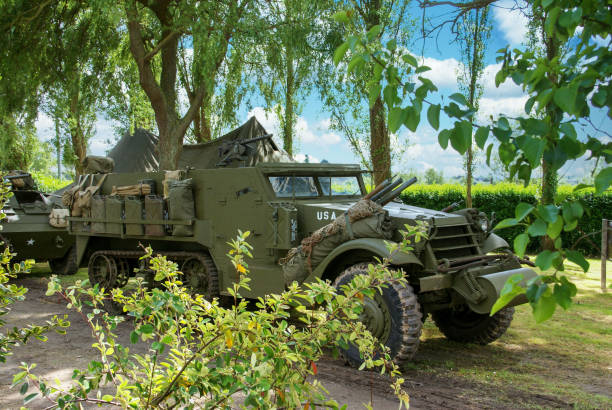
[64,118,537,366]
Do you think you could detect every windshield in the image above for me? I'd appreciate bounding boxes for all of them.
[318,176,362,196]
[268,176,319,197]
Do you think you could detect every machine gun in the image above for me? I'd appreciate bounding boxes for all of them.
[3,172,36,190]
[366,176,417,206]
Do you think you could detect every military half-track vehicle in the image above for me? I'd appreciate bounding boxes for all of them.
[66,156,537,365]
[1,172,77,275]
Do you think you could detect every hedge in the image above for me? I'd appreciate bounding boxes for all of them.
[400,183,612,257]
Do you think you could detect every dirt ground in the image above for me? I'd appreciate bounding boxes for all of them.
[1,271,610,409]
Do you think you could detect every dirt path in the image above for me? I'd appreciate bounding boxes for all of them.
[0,276,592,409]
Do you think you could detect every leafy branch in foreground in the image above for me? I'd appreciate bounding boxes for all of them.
[17,228,424,408]
[0,178,69,365]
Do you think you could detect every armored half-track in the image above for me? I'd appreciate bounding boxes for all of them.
[1,172,77,275]
[66,156,537,366]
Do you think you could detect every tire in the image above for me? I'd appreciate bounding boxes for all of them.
[432,306,515,345]
[333,263,423,367]
[49,246,79,275]
[181,253,219,300]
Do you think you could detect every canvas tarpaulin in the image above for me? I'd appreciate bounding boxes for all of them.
[106,117,292,173]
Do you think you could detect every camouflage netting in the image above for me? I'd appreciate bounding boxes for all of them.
[280,199,394,286]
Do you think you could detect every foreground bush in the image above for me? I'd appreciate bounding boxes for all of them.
[17,230,421,408]
[401,183,611,256]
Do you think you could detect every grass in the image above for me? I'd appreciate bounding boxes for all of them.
[415,258,612,409]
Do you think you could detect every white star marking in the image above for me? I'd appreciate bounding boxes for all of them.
[26,238,35,246]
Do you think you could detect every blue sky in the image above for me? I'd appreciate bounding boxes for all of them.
[35,1,609,182]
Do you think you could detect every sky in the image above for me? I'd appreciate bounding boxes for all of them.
[35,1,609,183]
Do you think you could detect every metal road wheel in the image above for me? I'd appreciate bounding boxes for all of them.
[49,246,79,275]
[88,252,123,315]
[432,305,515,345]
[333,263,423,368]
[116,258,131,287]
[181,254,219,299]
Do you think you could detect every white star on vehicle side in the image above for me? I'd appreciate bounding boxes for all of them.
[26,238,35,246]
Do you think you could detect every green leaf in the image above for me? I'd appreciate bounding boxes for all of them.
[404,107,420,132]
[438,129,451,149]
[20,381,28,395]
[522,137,546,167]
[139,324,154,334]
[415,65,431,74]
[366,24,381,41]
[402,53,418,67]
[450,121,472,155]
[532,294,556,323]
[559,122,577,139]
[388,107,404,133]
[130,331,138,344]
[535,250,556,270]
[23,393,38,405]
[102,395,114,402]
[515,202,534,221]
[347,55,364,74]
[527,219,547,237]
[514,233,529,257]
[498,143,515,165]
[566,250,589,272]
[386,38,397,51]
[486,143,494,166]
[332,10,350,23]
[449,93,469,106]
[497,117,510,131]
[427,104,440,130]
[493,218,518,231]
[333,42,350,66]
[490,274,525,315]
[536,204,558,223]
[553,85,578,114]
[474,126,489,149]
[594,167,612,193]
[546,216,564,239]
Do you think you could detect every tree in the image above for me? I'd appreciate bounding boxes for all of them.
[327,0,413,186]
[0,113,37,170]
[123,0,263,169]
[424,167,444,184]
[456,6,491,207]
[334,0,611,320]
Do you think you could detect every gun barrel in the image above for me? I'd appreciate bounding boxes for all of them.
[378,177,417,205]
[4,174,30,180]
[364,177,392,200]
[371,177,403,202]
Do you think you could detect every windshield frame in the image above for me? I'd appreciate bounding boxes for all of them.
[265,172,366,199]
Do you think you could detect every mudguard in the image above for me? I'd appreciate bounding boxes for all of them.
[481,233,510,254]
[309,238,422,280]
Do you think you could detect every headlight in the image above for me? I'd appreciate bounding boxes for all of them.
[477,212,489,232]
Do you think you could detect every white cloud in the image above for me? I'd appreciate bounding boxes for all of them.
[477,96,529,121]
[420,57,461,90]
[293,153,320,163]
[246,107,341,146]
[481,63,524,99]
[493,1,529,46]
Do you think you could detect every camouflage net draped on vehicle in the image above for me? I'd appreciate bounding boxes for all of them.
[280,199,393,286]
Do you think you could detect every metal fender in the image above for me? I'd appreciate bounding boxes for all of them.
[309,238,423,280]
[75,235,90,267]
[481,233,510,254]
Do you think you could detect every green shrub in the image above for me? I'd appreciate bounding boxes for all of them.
[31,172,71,193]
[400,184,611,256]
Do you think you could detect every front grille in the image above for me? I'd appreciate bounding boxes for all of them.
[429,223,479,260]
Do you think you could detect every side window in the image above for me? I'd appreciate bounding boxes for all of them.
[318,176,362,196]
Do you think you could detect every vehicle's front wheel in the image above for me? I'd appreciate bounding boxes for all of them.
[49,246,78,275]
[333,263,423,367]
[432,306,514,344]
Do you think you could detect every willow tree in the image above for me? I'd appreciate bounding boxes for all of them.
[124,0,263,169]
[456,6,491,207]
[326,0,412,185]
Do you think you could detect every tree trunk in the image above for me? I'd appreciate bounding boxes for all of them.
[369,96,390,186]
[54,116,61,179]
[284,49,295,156]
[466,147,473,208]
[68,80,87,175]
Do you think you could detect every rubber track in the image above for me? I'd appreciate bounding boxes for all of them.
[432,306,515,345]
[335,262,423,366]
[88,249,219,299]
